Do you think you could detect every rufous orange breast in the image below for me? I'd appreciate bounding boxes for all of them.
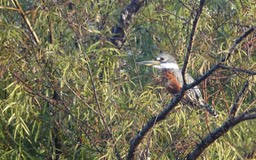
[162,69,181,94]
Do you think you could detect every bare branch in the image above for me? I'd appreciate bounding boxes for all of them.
[186,112,256,160]
[127,93,184,160]
[229,81,249,119]
[177,0,192,11]
[181,0,205,85]
[225,27,255,60]
[110,0,145,48]
[219,65,256,75]
[86,56,122,159]
[243,114,256,121]
[12,72,58,106]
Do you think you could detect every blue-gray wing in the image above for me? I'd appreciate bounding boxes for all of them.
[186,74,218,117]
[173,70,218,117]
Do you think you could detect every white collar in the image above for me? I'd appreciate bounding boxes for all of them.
[154,63,179,69]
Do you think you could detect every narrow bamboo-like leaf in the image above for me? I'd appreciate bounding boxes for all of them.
[19,117,30,136]
[2,102,16,113]
[7,113,16,125]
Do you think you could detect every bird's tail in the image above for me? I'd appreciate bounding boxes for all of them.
[183,89,218,117]
[201,101,218,117]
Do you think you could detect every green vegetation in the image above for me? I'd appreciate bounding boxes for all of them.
[0,0,255,159]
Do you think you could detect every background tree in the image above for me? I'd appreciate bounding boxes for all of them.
[0,0,255,159]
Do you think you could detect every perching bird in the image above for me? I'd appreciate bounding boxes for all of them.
[137,52,218,117]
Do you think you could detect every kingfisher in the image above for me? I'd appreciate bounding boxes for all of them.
[137,52,218,117]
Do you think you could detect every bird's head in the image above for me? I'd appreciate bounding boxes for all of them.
[137,53,179,70]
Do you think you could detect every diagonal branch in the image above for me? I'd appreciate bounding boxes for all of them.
[219,65,256,75]
[12,0,40,44]
[12,72,58,106]
[229,81,249,119]
[186,112,256,160]
[181,0,205,85]
[127,93,184,160]
[110,0,145,48]
[85,57,112,135]
[225,28,253,61]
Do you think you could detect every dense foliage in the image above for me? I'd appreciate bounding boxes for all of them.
[0,0,255,159]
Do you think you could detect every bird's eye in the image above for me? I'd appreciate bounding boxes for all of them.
[155,57,165,61]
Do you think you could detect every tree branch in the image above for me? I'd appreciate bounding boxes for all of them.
[229,81,249,119]
[243,114,256,121]
[225,27,255,61]
[127,93,184,160]
[186,112,256,160]
[219,65,256,75]
[110,0,145,48]
[181,0,205,85]
[85,56,113,138]
[11,72,58,106]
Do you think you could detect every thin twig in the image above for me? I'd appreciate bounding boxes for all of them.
[244,100,256,113]
[12,0,40,44]
[85,56,123,159]
[229,81,249,119]
[220,65,256,75]
[177,0,192,11]
[85,57,110,132]
[12,72,58,106]
[225,27,255,61]
[64,79,99,114]
[0,5,19,11]
[181,0,205,85]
